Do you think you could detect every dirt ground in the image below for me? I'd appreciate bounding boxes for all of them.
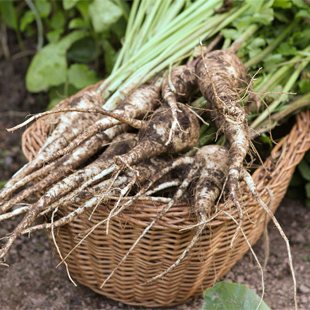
[1,38,310,310]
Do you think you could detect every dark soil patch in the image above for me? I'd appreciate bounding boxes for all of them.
[0,42,48,183]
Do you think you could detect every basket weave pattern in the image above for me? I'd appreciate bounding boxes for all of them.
[22,109,310,307]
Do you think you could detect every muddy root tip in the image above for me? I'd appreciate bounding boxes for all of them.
[0,261,10,267]
[0,251,6,261]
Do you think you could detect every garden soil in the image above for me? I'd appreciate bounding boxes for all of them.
[0,41,310,310]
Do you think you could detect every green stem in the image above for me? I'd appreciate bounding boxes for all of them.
[153,0,185,34]
[99,0,223,98]
[255,52,305,94]
[228,23,260,53]
[129,0,173,59]
[123,0,151,63]
[222,38,231,50]
[15,29,26,57]
[208,2,250,38]
[252,93,310,137]
[112,0,140,73]
[272,93,310,122]
[25,0,43,51]
[251,57,310,129]
[103,10,229,109]
[262,57,310,72]
[245,19,298,68]
[191,97,207,109]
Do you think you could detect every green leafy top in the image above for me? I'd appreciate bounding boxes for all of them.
[203,282,271,310]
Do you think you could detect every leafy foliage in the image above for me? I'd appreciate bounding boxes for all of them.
[288,150,310,207]
[203,282,271,310]
[26,30,89,92]
[0,0,127,108]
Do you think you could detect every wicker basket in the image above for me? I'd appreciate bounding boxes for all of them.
[22,106,310,307]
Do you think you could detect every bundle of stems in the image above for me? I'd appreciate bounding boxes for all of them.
[96,0,254,110]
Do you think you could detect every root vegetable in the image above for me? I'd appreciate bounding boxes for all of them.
[4,91,102,190]
[195,50,248,241]
[0,133,137,261]
[161,65,197,145]
[21,175,130,235]
[0,86,159,203]
[21,157,171,235]
[39,84,160,164]
[149,145,229,281]
[4,85,160,195]
[0,131,110,214]
[115,104,200,168]
[43,102,199,224]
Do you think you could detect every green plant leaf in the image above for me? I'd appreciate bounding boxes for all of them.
[63,0,80,10]
[259,134,272,149]
[263,53,284,68]
[221,29,240,40]
[0,1,18,30]
[292,0,309,9]
[245,0,264,11]
[252,7,274,25]
[76,0,91,23]
[57,30,89,51]
[68,18,86,29]
[203,282,271,310]
[248,38,266,49]
[277,42,297,56]
[298,159,310,181]
[67,36,96,63]
[26,43,67,92]
[20,10,36,32]
[274,11,290,23]
[35,0,52,18]
[291,29,310,49]
[26,31,88,92]
[296,9,310,19]
[249,48,263,59]
[46,29,64,43]
[68,64,99,89]
[50,11,66,30]
[305,182,310,199]
[273,0,292,9]
[89,0,123,33]
[298,79,310,94]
